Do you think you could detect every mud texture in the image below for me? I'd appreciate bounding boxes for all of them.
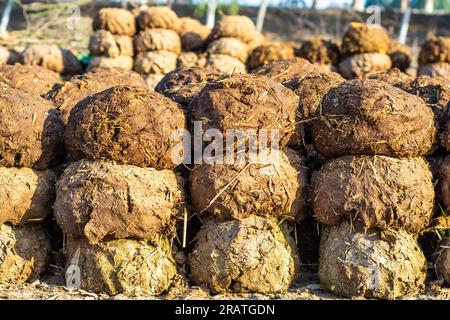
[20,44,82,76]
[0,84,64,169]
[189,148,308,221]
[418,36,450,65]
[46,67,147,123]
[0,167,55,226]
[93,8,136,36]
[205,54,247,74]
[89,30,134,58]
[319,222,427,299]
[312,155,435,233]
[296,38,340,66]
[65,236,177,296]
[54,160,185,244]
[338,53,392,79]
[0,64,62,97]
[341,22,390,56]
[188,216,299,294]
[0,223,51,284]
[310,79,436,158]
[207,38,249,63]
[138,6,179,31]
[191,74,298,148]
[134,51,178,75]
[155,66,222,107]
[247,42,295,71]
[178,17,210,51]
[65,86,186,169]
[134,28,181,54]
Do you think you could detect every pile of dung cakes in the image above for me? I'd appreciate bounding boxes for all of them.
[185,73,309,294]
[176,17,211,68]
[88,8,136,71]
[206,15,265,74]
[338,22,393,79]
[418,36,450,79]
[53,83,188,296]
[133,6,182,90]
[0,81,65,283]
[295,37,341,71]
[308,77,438,299]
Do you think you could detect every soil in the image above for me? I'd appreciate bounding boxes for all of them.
[207,38,249,63]
[312,155,435,233]
[54,160,185,244]
[418,62,450,79]
[134,28,181,54]
[191,73,298,148]
[64,85,186,170]
[65,236,177,296]
[319,222,427,299]
[0,223,51,284]
[89,30,134,58]
[205,54,247,74]
[178,17,210,52]
[155,66,222,108]
[188,216,299,294]
[20,44,82,76]
[367,67,413,88]
[296,38,340,66]
[338,53,392,79]
[138,6,180,32]
[0,64,62,97]
[310,79,436,158]
[341,22,390,56]
[93,8,136,36]
[133,51,178,75]
[247,42,295,71]
[87,56,134,71]
[46,67,147,123]
[418,36,450,65]
[189,148,308,221]
[0,84,64,170]
[0,167,55,226]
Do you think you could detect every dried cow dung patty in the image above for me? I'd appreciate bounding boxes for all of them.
[191,74,298,148]
[319,222,426,299]
[434,237,450,286]
[65,236,177,296]
[155,66,222,107]
[439,156,450,210]
[87,55,134,72]
[0,84,64,169]
[296,38,340,65]
[65,86,186,169]
[367,67,413,88]
[418,36,450,65]
[0,223,51,284]
[20,44,82,76]
[93,8,136,36]
[134,28,181,54]
[188,216,299,294]
[418,62,450,79]
[133,50,178,75]
[205,54,247,74]
[338,52,392,79]
[0,46,19,65]
[54,160,185,244]
[46,67,147,123]
[144,73,165,91]
[442,108,450,151]
[89,30,134,57]
[0,64,62,97]
[207,37,249,63]
[341,22,390,56]
[251,58,327,83]
[178,17,210,51]
[0,167,55,226]
[311,79,436,158]
[189,148,308,221]
[389,41,412,71]
[209,15,258,44]
[312,155,435,233]
[247,42,295,71]
[138,6,179,31]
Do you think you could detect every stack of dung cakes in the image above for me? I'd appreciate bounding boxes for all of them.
[418,36,450,79]
[296,37,341,71]
[310,79,437,299]
[46,67,147,124]
[207,15,265,74]
[134,6,181,90]
[176,17,210,68]
[54,85,187,296]
[338,22,392,79]
[187,73,307,294]
[0,82,64,283]
[88,8,136,71]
